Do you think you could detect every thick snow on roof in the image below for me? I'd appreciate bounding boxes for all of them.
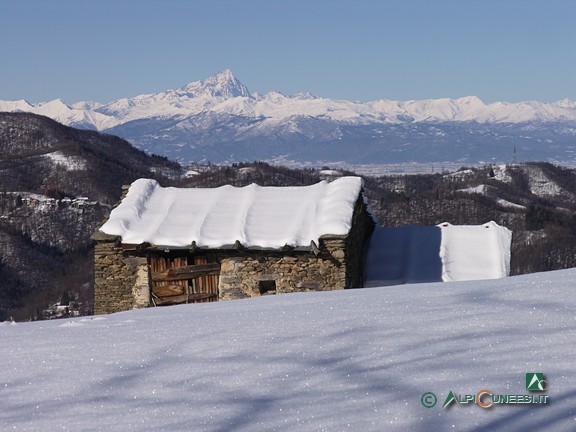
[100,177,364,248]
[365,221,512,286]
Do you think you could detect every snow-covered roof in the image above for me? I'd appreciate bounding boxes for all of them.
[364,221,512,286]
[99,177,364,249]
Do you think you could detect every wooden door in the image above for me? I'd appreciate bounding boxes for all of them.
[149,253,220,306]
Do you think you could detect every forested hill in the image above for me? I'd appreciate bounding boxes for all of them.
[0,112,180,320]
[0,112,180,203]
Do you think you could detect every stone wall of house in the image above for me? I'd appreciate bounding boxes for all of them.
[93,232,150,315]
[218,245,347,300]
[218,192,374,300]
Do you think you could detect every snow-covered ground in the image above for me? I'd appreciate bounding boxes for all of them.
[2,269,575,431]
[44,151,87,171]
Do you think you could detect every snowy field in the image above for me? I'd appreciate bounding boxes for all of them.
[2,269,575,431]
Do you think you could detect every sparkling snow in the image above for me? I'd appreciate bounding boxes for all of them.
[2,269,575,431]
[99,177,364,248]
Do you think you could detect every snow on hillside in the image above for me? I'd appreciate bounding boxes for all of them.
[523,164,564,197]
[495,198,526,210]
[44,150,87,171]
[456,184,526,209]
[0,99,34,112]
[2,269,575,431]
[457,184,488,195]
[25,98,120,130]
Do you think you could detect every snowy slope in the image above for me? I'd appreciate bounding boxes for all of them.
[24,99,120,130]
[0,99,34,112]
[2,269,575,431]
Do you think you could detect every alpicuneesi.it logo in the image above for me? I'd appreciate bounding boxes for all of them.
[526,372,546,391]
[422,373,549,409]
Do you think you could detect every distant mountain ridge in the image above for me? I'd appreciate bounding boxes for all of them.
[2,70,576,166]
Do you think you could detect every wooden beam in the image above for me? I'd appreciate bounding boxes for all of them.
[136,242,151,252]
[310,240,320,256]
[153,284,185,297]
[151,263,220,282]
[121,242,152,251]
[152,292,217,306]
[152,293,189,306]
[187,293,218,302]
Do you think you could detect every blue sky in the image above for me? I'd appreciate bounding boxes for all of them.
[1,0,574,104]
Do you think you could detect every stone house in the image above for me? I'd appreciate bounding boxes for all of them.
[92,177,375,314]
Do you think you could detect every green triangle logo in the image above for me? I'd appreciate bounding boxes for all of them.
[526,373,546,391]
[443,390,457,408]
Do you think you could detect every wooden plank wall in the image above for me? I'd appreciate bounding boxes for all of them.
[192,254,219,303]
[150,253,219,306]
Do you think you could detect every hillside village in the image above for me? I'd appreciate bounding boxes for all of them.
[4,192,98,211]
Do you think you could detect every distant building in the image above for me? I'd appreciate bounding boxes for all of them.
[72,197,89,208]
[92,177,375,314]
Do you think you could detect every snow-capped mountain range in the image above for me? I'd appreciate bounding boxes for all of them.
[2,69,576,168]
